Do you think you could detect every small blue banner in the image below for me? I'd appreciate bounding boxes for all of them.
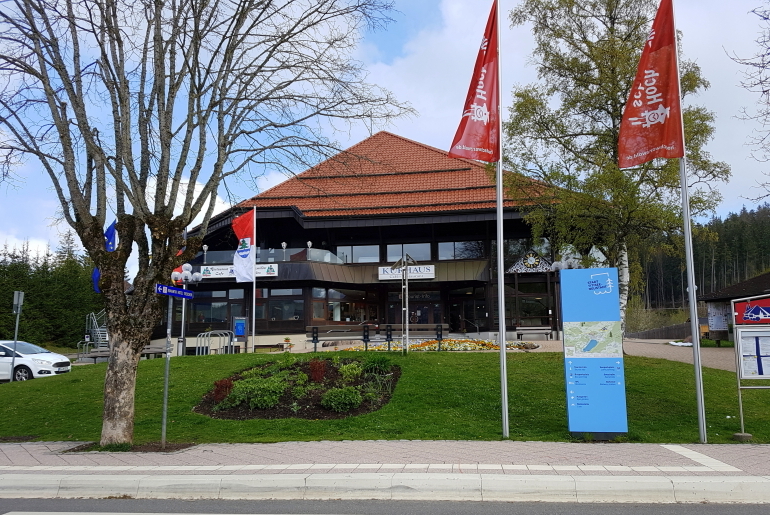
[560,268,628,434]
[155,283,194,300]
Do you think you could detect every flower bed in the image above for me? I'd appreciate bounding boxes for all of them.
[344,338,540,352]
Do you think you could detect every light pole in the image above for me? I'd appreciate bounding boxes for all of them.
[391,253,416,353]
[202,244,208,264]
[171,263,202,356]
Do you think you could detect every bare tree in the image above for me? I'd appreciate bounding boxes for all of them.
[735,2,770,200]
[0,0,410,445]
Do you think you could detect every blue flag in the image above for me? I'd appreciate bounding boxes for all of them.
[92,220,117,293]
[92,267,102,294]
[104,220,117,251]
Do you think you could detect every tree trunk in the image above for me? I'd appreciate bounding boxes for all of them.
[100,334,142,445]
[617,243,630,334]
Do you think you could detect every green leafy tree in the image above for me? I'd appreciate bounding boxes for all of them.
[0,0,410,445]
[504,0,730,326]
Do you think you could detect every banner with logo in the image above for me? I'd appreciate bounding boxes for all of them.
[232,237,254,282]
[618,0,684,168]
[560,268,628,435]
[447,0,499,162]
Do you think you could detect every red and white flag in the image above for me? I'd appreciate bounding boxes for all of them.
[231,209,255,283]
[618,0,684,168]
[448,0,499,163]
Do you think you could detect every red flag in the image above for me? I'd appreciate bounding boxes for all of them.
[618,0,684,168]
[448,0,499,163]
[231,209,255,241]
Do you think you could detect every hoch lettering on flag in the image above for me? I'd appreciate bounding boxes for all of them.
[448,0,499,163]
[618,0,683,168]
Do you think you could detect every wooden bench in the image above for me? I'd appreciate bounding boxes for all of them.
[516,327,553,341]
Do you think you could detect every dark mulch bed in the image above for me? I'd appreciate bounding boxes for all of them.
[64,442,197,453]
[193,360,401,421]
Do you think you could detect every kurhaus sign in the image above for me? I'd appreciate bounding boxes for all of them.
[378,265,436,281]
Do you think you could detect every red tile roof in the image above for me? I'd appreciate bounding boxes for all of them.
[237,131,540,217]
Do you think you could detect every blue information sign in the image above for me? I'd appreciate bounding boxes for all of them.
[155,283,194,300]
[560,268,628,434]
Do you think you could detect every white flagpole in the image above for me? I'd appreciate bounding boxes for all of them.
[672,0,706,443]
[251,206,256,353]
[495,0,509,439]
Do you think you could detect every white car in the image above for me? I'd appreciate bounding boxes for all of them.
[0,341,71,381]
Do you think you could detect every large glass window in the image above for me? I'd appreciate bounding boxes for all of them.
[328,288,365,301]
[269,299,304,320]
[439,241,484,260]
[337,245,380,263]
[387,243,431,262]
[270,288,303,296]
[192,301,228,323]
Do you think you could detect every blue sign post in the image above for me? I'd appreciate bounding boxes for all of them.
[155,283,194,300]
[560,268,628,437]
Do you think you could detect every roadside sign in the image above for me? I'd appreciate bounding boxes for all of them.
[155,283,194,300]
[13,291,24,314]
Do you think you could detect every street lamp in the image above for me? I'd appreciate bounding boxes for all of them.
[391,253,417,353]
[202,244,208,264]
[170,263,202,355]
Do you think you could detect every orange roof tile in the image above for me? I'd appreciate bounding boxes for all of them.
[236,132,539,217]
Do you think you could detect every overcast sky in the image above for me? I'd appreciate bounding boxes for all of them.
[1,0,767,264]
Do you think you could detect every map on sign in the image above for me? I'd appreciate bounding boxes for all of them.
[563,321,623,358]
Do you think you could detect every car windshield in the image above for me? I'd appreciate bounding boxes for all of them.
[1,341,50,355]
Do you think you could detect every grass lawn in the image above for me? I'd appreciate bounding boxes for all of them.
[1,351,767,444]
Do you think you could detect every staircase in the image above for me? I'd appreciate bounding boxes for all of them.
[76,310,110,359]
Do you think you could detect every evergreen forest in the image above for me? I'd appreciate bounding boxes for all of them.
[640,203,770,310]
[0,231,104,349]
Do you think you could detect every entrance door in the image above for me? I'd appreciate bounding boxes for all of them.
[408,302,442,324]
[449,297,486,334]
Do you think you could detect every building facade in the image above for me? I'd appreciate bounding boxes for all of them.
[173,132,560,343]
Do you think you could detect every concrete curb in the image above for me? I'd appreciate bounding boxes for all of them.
[2,473,770,503]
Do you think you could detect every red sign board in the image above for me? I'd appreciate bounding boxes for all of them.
[734,296,770,325]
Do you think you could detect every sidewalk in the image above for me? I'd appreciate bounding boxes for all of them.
[2,440,769,503]
[5,339,765,504]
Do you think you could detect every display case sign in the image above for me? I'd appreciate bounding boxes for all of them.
[560,268,628,435]
[736,328,770,379]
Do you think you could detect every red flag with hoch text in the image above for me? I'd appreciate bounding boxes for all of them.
[448,0,499,163]
[618,0,684,168]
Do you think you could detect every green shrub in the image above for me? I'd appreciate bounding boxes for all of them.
[217,376,286,410]
[339,362,363,382]
[292,385,309,399]
[321,386,362,412]
[363,354,391,375]
[295,371,309,385]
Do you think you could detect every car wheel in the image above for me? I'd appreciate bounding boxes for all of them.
[13,366,33,381]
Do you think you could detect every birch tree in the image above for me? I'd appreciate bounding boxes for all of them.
[0,0,410,445]
[504,0,729,326]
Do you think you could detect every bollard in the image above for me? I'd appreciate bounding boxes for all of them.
[436,324,443,351]
[386,324,392,352]
[312,326,319,353]
[363,324,370,352]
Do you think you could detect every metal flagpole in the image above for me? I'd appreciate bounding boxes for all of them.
[251,206,256,353]
[495,0,509,439]
[672,0,706,443]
